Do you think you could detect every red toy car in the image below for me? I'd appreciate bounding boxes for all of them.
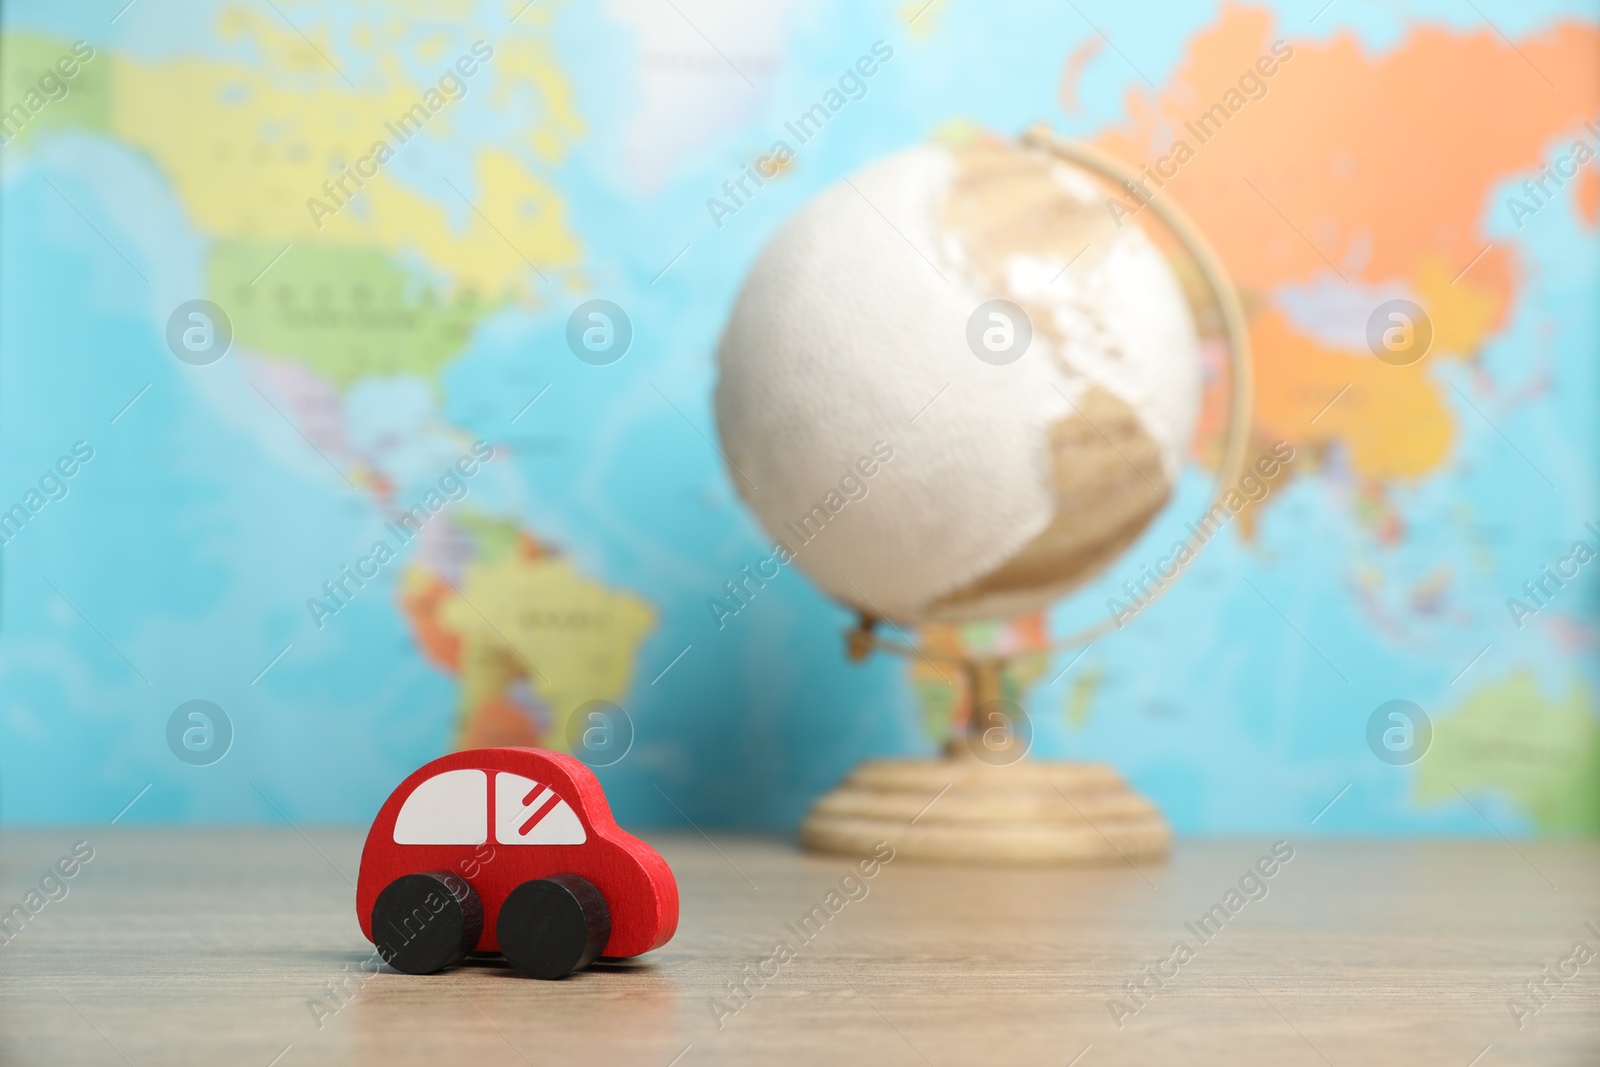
[356,747,678,979]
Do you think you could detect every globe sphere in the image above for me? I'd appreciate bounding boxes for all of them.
[714,134,1201,624]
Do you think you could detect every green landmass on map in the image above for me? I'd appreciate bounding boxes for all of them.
[1065,665,1102,729]
[455,510,524,565]
[0,35,110,148]
[1417,672,1600,832]
[205,240,496,385]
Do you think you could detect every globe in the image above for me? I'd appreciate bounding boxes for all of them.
[714,132,1204,625]
[711,129,1250,864]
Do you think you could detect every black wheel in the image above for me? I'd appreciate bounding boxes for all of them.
[496,874,611,979]
[371,870,483,975]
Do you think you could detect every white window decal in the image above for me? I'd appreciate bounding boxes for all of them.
[393,769,488,845]
[495,772,586,845]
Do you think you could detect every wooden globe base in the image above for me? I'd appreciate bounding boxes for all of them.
[800,756,1170,866]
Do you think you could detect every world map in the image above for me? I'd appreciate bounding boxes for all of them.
[1,0,1595,835]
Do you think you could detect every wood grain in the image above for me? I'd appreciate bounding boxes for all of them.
[1,829,1596,1065]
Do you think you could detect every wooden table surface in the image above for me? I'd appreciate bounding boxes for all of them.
[0,829,1596,1065]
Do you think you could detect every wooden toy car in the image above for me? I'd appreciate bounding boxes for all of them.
[356,747,678,979]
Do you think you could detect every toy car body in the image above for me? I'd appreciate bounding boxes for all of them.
[357,747,677,978]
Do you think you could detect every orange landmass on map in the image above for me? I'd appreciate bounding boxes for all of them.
[399,572,462,671]
[459,695,543,748]
[1251,309,1452,479]
[1057,36,1102,115]
[1093,5,1600,482]
[402,567,543,747]
[1411,252,1506,359]
[1579,167,1600,227]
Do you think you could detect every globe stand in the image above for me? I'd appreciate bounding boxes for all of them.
[799,622,1172,865]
